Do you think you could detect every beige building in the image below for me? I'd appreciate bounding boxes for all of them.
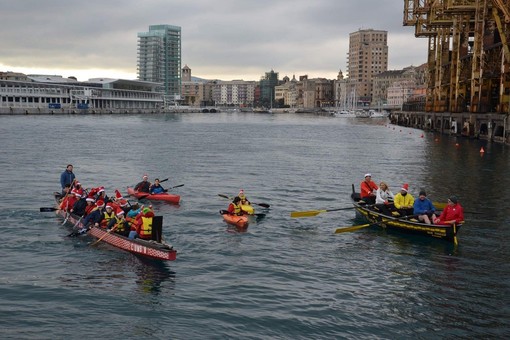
[181,65,214,107]
[275,75,298,108]
[211,80,256,107]
[347,28,388,106]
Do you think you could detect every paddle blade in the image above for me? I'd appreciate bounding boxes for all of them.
[334,223,373,233]
[256,203,270,208]
[40,207,58,212]
[290,210,325,218]
[171,184,184,189]
[433,202,447,210]
[218,194,231,200]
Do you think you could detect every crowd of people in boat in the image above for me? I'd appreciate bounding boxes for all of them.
[359,173,464,225]
[59,165,157,240]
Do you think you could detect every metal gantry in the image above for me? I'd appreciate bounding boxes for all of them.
[403,0,510,114]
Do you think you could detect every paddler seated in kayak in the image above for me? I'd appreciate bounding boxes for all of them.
[134,174,151,193]
[227,196,247,216]
[237,189,254,214]
[149,178,166,194]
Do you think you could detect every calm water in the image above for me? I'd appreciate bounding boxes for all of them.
[0,113,509,339]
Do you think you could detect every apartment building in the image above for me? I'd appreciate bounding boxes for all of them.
[137,24,181,101]
[347,28,388,106]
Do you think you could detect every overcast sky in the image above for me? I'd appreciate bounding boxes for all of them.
[0,0,428,82]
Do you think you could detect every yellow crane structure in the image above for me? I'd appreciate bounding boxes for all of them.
[403,0,510,114]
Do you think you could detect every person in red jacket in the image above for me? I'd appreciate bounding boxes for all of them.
[360,173,378,204]
[434,196,464,225]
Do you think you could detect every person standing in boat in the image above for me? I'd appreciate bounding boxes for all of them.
[134,174,151,193]
[60,164,76,195]
[433,196,464,225]
[360,173,378,204]
[413,190,436,224]
[149,178,166,194]
[375,182,394,215]
[393,183,415,216]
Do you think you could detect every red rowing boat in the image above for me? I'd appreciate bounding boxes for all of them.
[54,193,176,261]
[127,187,180,204]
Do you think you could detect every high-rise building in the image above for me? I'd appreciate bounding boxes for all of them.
[137,24,181,101]
[347,29,388,106]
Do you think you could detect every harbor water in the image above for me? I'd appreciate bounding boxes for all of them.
[0,113,509,339]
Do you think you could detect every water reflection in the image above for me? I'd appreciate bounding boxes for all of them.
[133,257,176,295]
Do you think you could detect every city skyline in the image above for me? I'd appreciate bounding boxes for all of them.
[1,1,427,82]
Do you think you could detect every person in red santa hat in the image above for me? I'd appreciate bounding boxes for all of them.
[393,183,415,216]
[81,200,106,229]
[134,174,151,193]
[107,207,131,236]
[84,195,96,216]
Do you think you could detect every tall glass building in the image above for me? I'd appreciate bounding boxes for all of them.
[137,25,181,101]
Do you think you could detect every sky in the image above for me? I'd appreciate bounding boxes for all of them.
[0,0,428,82]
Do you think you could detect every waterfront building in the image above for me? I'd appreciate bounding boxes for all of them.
[181,65,217,107]
[372,65,426,110]
[210,80,256,107]
[0,75,164,115]
[137,24,182,103]
[347,29,388,106]
[258,70,279,108]
[275,75,298,108]
[0,71,29,82]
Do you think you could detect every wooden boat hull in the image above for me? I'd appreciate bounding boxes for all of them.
[127,187,180,204]
[55,194,176,260]
[221,213,249,229]
[351,185,461,243]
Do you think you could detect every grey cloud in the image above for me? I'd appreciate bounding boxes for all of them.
[0,0,426,80]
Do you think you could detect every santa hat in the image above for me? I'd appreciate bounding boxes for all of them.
[105,204,113,210]
[98,186,105,193]
[401,183,409,191]
[116,207,125,216]
[238,189,245,197]
[86,196,95,202]
[96,200,105,208]
[119,199,128,207]
[115,189,123,200]
[364,173,372,178]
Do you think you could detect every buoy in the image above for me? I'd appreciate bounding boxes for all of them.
[480,147,485,153]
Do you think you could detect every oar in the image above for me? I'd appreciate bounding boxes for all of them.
[90,225,118,246]
[290,206,356,218]
[163,184,184,192]
[334,220,383,234]
[433,202,481,214]
[40,207,59,212]
[218,194,270,208]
